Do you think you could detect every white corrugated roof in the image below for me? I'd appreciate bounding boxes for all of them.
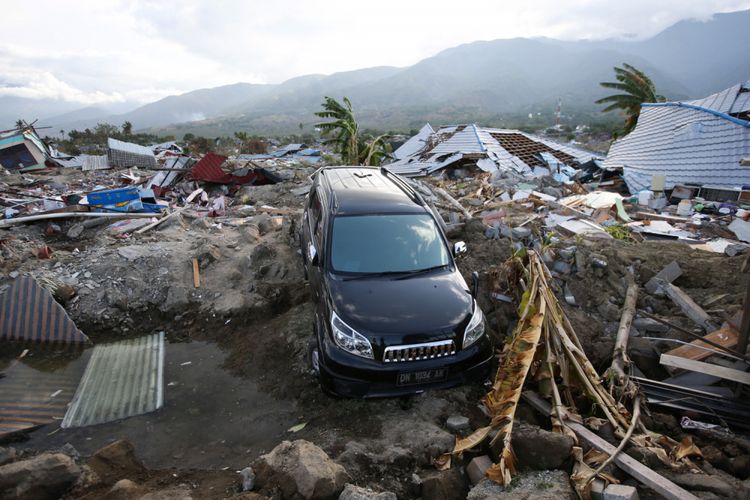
[603,103,750,193]
[107,137,156,157]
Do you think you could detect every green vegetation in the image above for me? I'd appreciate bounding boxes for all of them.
[314,96,391,166]
[51,123,171,155]
[596,64,665,137]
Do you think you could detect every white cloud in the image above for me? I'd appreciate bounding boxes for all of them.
[0,0,748,105]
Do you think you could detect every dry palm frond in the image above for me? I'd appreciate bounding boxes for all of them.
[448,251,696,498]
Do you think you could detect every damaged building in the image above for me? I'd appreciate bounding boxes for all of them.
[386,123,598,179]
[0,128,53,172]
[604,78,750,193]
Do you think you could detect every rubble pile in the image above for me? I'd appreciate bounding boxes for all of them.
[2,127,750,499]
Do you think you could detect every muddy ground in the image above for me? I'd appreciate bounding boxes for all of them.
[2,170,750,498]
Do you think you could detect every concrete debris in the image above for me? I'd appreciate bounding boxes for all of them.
[0,453,81,500]
[338,483,397,500]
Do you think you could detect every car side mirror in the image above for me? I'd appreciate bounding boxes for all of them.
[308,242,319,266]
[453,241,467,257]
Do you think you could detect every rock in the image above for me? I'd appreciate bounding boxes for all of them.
[0,448,16,467]
[503,423,573,470]
[253,440,347,499]
[733,455,750,480]
[67,223,85,239]
[241,466,256,491]
[552,260,572,274]
[338,483,397,499]
[59,443,80,461]
[670,473,734,497]
[466,455,493,485]
[603,484,639,500]
[701,446,731,473]
[139,485,194,499]
[103,479,144,500]
[511,226,531,240]
[420,468,469,500]
[631,317,669,334]
[446,415,470,433]
[0,452,81,500]
[382,422,454,466]
[87,440,146,484]
[468,470,574,500]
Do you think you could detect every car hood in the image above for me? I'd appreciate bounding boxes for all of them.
[328,271,473,342]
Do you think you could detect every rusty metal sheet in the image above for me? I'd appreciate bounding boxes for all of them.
[0,277,89,344]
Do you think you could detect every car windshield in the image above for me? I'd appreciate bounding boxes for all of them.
[330,214,451,274]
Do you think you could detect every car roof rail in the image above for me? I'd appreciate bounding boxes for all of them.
[380,167,425,206]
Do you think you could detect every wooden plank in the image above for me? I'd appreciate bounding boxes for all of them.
[660,354,750,386]
[134,206,186,234]
[664,324,738,362]
[521,391,699,500]
[192,258,200,289]
[662,282,718,332]
[635,211,690,223]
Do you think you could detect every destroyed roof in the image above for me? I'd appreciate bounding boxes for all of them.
[603,78,750,193]
[0,128,51,171]
[107,138,155,156]
[387,123,597,177]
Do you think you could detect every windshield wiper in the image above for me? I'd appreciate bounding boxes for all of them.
[343,271,412,282]
[393,264,449,280]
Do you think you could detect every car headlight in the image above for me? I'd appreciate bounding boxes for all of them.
[463,301,485,348]
[331,311,374,359]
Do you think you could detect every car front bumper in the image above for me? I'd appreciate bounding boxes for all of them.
[317,335,493,398]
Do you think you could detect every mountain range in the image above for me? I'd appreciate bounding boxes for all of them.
[8,9,750,137]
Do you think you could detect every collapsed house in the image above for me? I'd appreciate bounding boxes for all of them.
[0,128,53,172]
[386,123,598,179]
[604,78,750,194]
[238,142,323,164]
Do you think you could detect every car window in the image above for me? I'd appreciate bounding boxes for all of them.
[309,189,323,244]
[330,214,450,273]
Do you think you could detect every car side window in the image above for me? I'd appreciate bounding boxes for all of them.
[309,188,323,246]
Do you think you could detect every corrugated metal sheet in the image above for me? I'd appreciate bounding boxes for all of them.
[82,154,110,171]
[0,277,89,344]
[107,138,156,169]
[62,332,165,428]
[393,124,435,160]
[603,104,750,193]
[0,354,83,437]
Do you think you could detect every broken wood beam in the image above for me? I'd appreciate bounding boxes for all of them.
[609,277,639,386]
[433,186,472,221]
[192,258,200,288]
[0,211,155,228]
[660,354,750,386]
[135,206,187,234]
[521,391,700,500]
[659,281,718,332]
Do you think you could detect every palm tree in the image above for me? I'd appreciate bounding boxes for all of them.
[315,96,359,165]
[360,134,391,166]
[121,121,133,135]
[596,64,666,137]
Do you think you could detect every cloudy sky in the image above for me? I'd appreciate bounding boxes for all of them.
[1,0,749,107]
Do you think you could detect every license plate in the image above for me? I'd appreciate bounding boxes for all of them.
[397,368,447,386]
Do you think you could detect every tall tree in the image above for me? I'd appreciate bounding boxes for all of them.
[315,96,360,165]
[596,64,665,137]
[121,121,133,135]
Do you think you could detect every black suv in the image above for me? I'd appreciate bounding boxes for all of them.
[301,166,493,397]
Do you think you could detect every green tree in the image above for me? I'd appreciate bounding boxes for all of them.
[14,119,25,130]
[121,121,133,135]
[315,96,360,165]
[596,64,665,137]
[359,134,391,166]
[315,97,391,166]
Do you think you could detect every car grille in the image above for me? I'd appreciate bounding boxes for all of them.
[383,339,456,363]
